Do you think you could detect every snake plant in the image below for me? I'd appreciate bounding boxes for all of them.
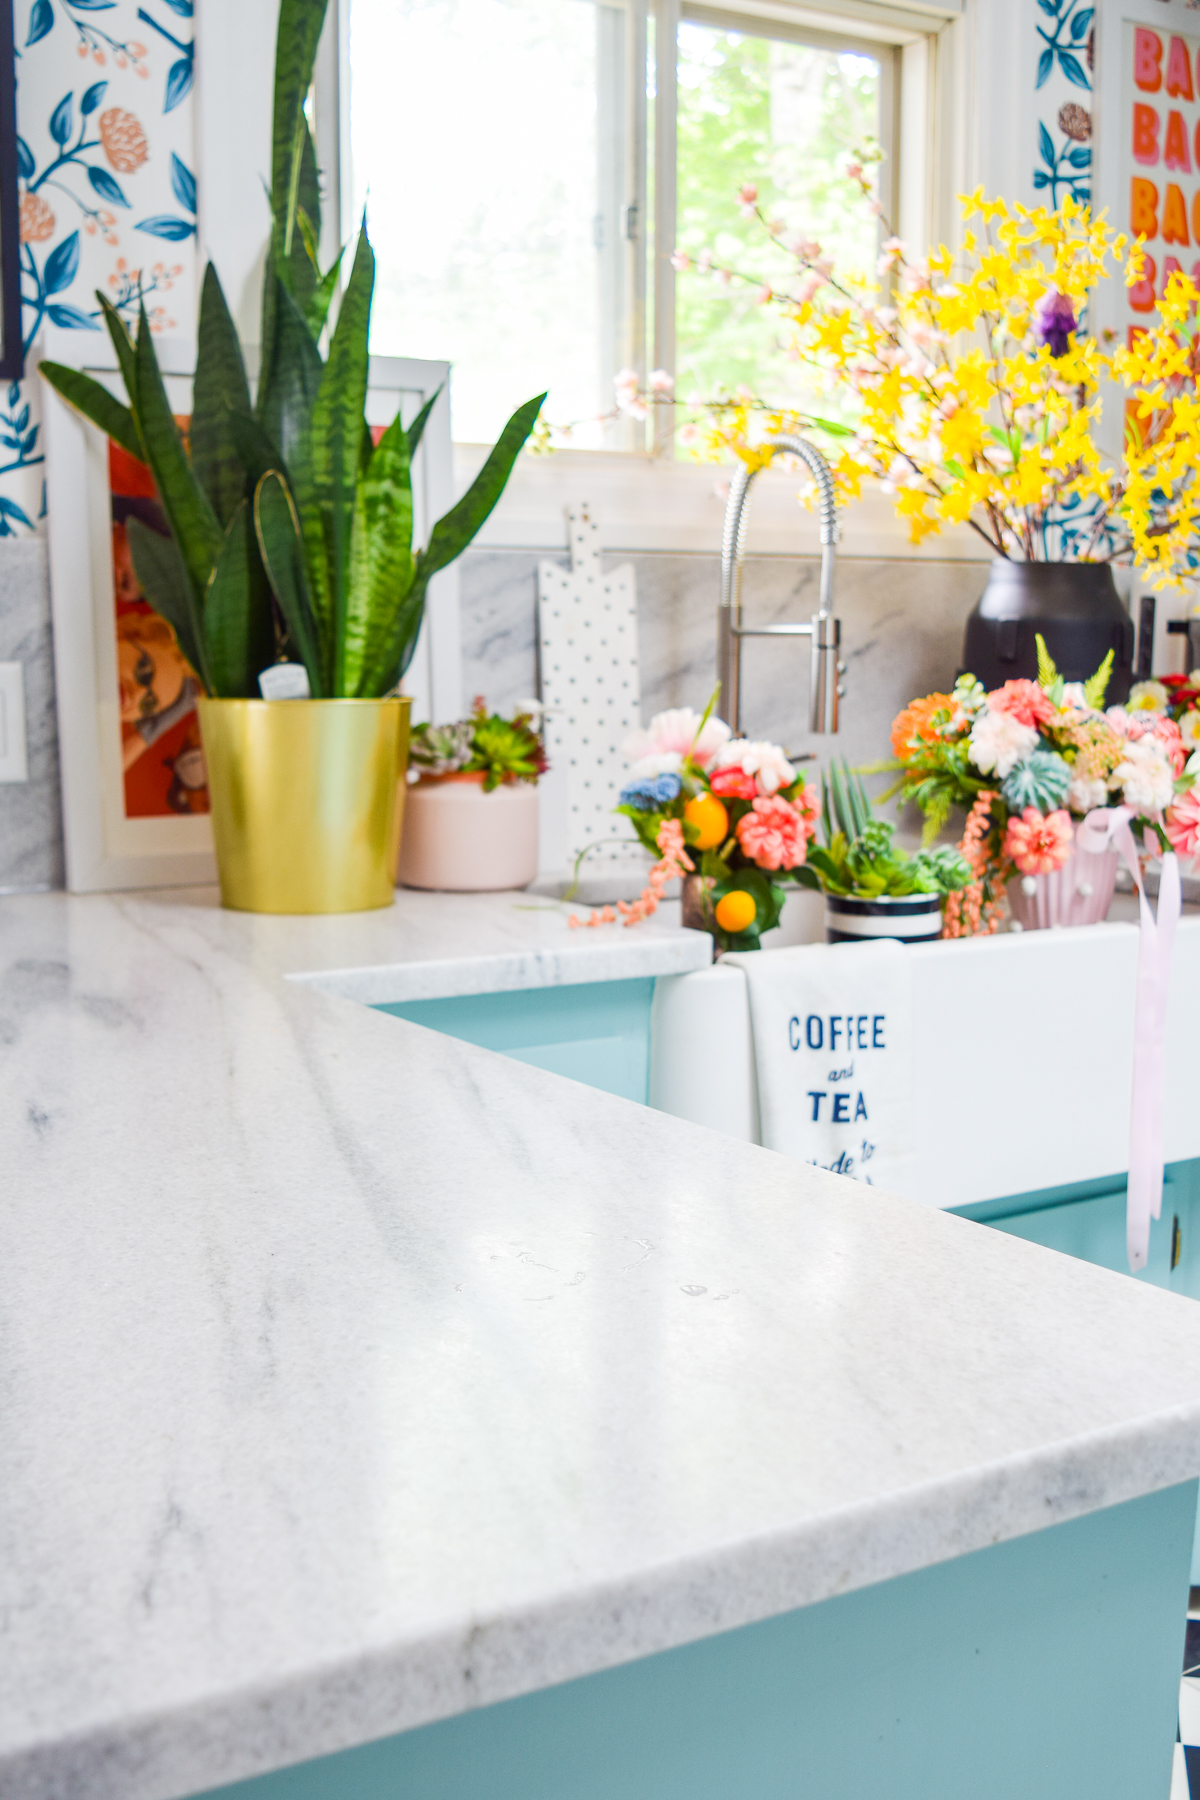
[40,0,543,699]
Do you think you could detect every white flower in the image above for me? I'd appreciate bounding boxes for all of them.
[1113,737,1175,813]
[1127,679,1170,714]
[626,751,683,781]
[1180,711,1200,746]
[623,707,731,769]
[710,737,795,794]
[1060,682,1089,710]
[968,708,1039,778]
[1068,773,1108,814]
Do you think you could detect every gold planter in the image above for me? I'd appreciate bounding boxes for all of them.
[197,697,411,914]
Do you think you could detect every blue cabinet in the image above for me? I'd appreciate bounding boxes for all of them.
[953,1161,1200,1302]
[375,978,657,1104]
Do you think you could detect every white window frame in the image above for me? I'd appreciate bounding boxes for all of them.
[194,0,988,559]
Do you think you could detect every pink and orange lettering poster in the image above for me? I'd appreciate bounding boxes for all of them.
[1122,23,1200,342]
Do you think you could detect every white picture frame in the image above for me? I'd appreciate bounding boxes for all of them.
[40,330,459,893]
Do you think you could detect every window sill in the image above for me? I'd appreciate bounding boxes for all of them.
[455,444,992,562]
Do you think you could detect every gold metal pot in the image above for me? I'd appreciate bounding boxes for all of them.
[197,697,411,914]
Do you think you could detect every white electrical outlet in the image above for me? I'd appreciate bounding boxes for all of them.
[0,662,29,783]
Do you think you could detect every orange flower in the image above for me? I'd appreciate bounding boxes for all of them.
[890,692,955,758]
[19,192,55,243]
[99,108,148,173]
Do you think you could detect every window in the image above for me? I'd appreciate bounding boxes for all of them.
[339,0,902,447]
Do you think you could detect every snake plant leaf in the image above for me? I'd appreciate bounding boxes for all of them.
[344,410,415,697]
[96,294,140,427]
[38,360,143,462]
[416,392,544,584]
[368,567,429,695]
[405,385,444,461]
[204,501,276,697]
[265,283,323,470]
[227,409,292,491]
[190,262,253,529]
[306,223,374,692]
[126,516,211,693]
[253,471,324,696]
[257,273,323,472]
[129,303,223,607]
[271,0,328,256]
[305,244,343,341]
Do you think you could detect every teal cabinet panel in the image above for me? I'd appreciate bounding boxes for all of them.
[374,979,656,1104]
[954,1162,1200,1301]
[190,1481,1196,1800]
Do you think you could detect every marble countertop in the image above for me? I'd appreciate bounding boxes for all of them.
[6,887,1200,1800]
[142,883,713,1004]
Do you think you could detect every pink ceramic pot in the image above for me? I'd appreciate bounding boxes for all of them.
[397,771,539,892]
[1006,839,1120,930]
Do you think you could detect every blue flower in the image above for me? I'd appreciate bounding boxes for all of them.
[620,772,682,810]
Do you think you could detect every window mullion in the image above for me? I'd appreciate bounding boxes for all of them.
[653,0,679,453]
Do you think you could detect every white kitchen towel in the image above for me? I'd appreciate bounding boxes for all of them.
[725,939,914,1192]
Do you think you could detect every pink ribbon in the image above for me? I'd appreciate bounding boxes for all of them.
[1077,807,1180,1272]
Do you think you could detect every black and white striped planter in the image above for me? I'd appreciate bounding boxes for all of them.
[825,892,943,945]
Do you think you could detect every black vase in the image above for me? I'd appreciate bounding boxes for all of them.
[961,562,1133,704]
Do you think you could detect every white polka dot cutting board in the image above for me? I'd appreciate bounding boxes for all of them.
[536,507,648,878]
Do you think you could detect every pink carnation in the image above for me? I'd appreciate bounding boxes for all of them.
[1004,806,1074,875]
[988,679,1057,729]
[1165,788,1200,859]
[735,795,813,870]
[1142,713,1187,775]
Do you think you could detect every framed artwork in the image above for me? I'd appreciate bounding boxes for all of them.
[41,331,458,892]
[0,0,22,380]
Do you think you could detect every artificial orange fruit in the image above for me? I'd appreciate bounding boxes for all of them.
[714,889,757,934]
[683,792,728,850]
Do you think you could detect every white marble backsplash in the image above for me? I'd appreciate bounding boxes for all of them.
[0,540,63,892]
[461,548,990,780]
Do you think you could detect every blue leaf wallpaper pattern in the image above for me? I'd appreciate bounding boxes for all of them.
[1031,4,1095,560]
[6,0,197,536]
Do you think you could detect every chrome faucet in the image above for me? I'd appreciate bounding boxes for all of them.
[718,434,843,736]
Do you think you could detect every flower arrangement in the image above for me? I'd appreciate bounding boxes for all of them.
[409,699,547,791]
[886,638,1200,930]
[623,175,1200,582]
[569,702,818,950]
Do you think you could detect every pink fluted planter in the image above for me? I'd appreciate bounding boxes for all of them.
[1006,840,1120,930]
[397,771,539,892]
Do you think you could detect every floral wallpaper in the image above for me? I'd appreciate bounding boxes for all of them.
[6,0,197,534]
[1033,0,1094,211]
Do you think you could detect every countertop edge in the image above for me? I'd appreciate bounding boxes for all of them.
[11,1402,1200,1800]
[285,932,713,1004]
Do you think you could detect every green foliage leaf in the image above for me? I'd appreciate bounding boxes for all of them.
[204,501,276,697]
[271,0,329,254]
[190,262,252,528]
[305,246,344,340]
[257,273,324,472]
[305,224,375,692]
[97,294,140,422]
[1084,648,1114,709]
[38,360,143,461]
[406,385,444,460]
[345,410,415,697]
[253,471,324,696]
[417,392,544,584]
[129,302,223,606]
[126,517,211,693]
[1035,631,1060,690]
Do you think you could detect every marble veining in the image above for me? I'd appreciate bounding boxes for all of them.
[135,884,712,1004]
[0,539,64,892]
[4,887,1200,1800]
